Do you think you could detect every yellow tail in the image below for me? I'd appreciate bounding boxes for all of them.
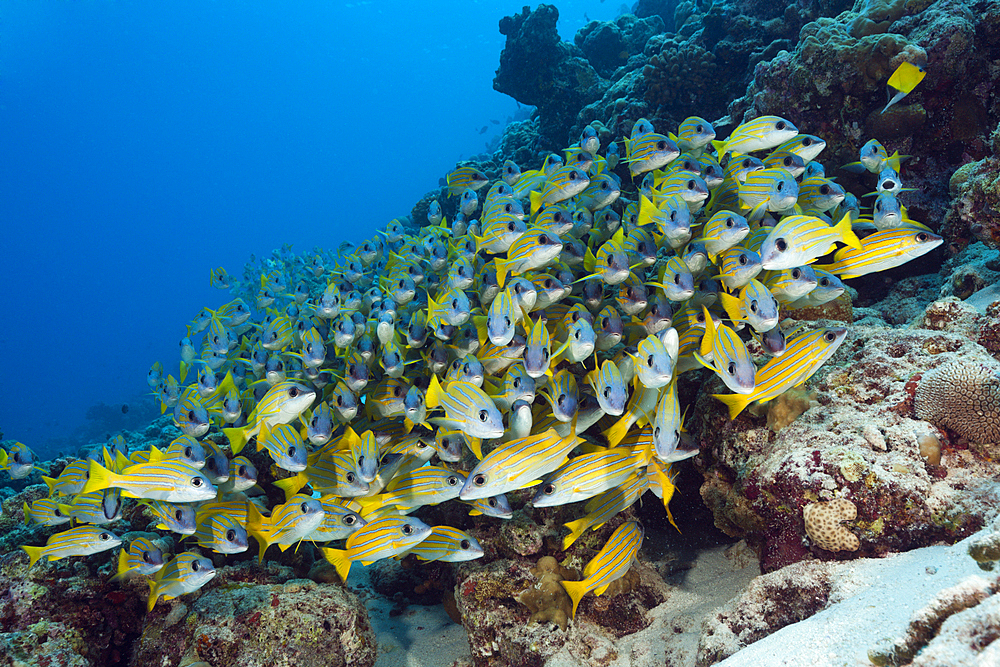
[494,257,511,289]
[110,548,131,583]
[425,374,444,409]
[245,501,273,564]
[835,213,862,250]
[224,427,249,454]
[179,361,190,384]
[602,413,633,447]
[147,579,161,613]
[712,392,752,420]
[529,190,543,216]
[82,459,120,495]
[272,473,308,502]
[22,501,31,526]
[320,547,353,582]
[21,544,45,569]
[562,517,588,550]
[560,578,588,620]
[41,476,57,496]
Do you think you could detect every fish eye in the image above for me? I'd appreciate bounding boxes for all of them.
[226,528,237,541]
[473,474,487,486]
[656,140,667,150]
[750,300,758,313]
[670,211,678,221]
[606,254,614,266]
[876,202,882,212]
[336,395,344,406]
[557,394,566,407]
[673,274,681,284]
[53,508,63,517]
[725,217,734,228]
[175,509,184,520]
[451,299,459,309]
[775,238,788,252]
[783,156,793,166]
[238,465,247,476]
[574,330,581,340]
[696,124,703,132]
[825,331,836,341]
[288,387,299,398]
[346,472,356,483]
[654,426,661,439]
[188,410,196,420]
[792,269,802,279]
[393,386,401,397]
[539,234,550,244]
[478,409,489,422]
[776,181,784,192]
[742,159,751,168]
[401,523,414,535]
[603,387,611,398]
[100,532,110,541]
[820,185,830,195]
[142,551,151,563]
[917,233,929,242]
[802,137,813,146]
[184,446,193,458]
[288,445,297,457]
[727,362,736,374]
[447,475,459,486]
[776,121,786,130]
[504,316,511,326]
[300,502,309,513]
[601,317,609,328]
[687,180,695,190]
[345,515,357,525]
[738,254,748,266]
[191,477,203,487]
[191,560,201,572]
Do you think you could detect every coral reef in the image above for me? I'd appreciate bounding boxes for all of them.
[694,325,1000,572]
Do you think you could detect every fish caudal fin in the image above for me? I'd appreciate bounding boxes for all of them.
[110,549,130,583]
[224,427,249,455]
[425,374,444,409]
[494,257,511,289]
[147,580,161,612]
[562,518,588,550]
[560,579,588,620]
[82,459,119,495]
[21,545,44,569]
[712,392,752,420]
[320,547,353,582]
[834,213,862,250]
[602,412,633,447]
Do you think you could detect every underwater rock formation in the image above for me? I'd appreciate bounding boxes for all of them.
[494,5,609,146]
[694,325,1000,572]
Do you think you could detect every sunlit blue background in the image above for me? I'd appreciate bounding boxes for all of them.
[1,1,625,456]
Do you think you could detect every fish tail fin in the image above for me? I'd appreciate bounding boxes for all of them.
[529,190,543,215]
[718,291,742,323]
[602,412,633,447]
[562,518,588,550]
[426,294,442,327]
[245,501,271,564]
[712,392,751,420]
[835,213,862,250]
[179,361,190,384]
[110,549,130,583]
[467,437,483,460]
[147,580,160,612]
[224,427,248,454]
[22,502,31,526]
[494,257,511,288]
[21,545,44,569]
[41,476,57,496]
[82,459,119,495]
[560,579,588,620]
[425,374,444,409]
[583,246,597,273]
[320,547,353,582]
[637,194,657,227]
[272,473,308,502]
[473,315,489,347]
[699,306,716,358]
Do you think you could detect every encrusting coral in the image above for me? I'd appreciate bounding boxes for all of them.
[803,498,860,552]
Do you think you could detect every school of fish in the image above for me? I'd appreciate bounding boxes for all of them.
[12,114,942,619]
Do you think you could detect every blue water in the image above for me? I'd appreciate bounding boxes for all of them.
[0,1,623,457]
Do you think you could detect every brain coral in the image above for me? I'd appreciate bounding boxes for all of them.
[915,360,1000,443]
[803,498,860,552]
